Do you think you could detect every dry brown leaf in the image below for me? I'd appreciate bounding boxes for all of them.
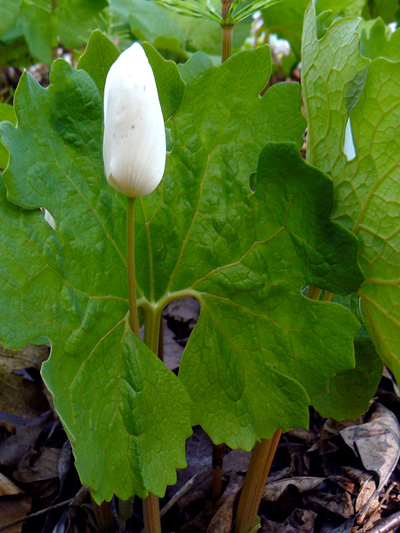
[0,494,32,533]
[0,343,49,418]
[0,472,24,496]
[263,477,325,502]
[340,404,400,491]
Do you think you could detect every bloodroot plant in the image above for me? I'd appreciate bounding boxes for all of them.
[0,1,398,532]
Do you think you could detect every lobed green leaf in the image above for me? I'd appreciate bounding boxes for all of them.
[0,55,192,503]
[302,3,400,400]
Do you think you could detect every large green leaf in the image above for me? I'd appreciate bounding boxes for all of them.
[131,46,362,449]
[178,140,362,447]
[0,58,192,503]
[302,4,400,386]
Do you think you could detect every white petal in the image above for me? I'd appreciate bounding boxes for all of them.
[103,43,166,198]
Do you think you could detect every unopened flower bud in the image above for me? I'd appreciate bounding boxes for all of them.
[103,43,166,198]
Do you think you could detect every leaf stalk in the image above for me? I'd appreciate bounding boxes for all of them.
[233,429,282,533]
[127,197,161,533]
[127,198,141,337]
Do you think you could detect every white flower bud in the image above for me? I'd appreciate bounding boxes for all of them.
[103,43,166,198]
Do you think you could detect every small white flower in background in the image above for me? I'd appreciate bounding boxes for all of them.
[103,43,166,198]
[268,34,291,58]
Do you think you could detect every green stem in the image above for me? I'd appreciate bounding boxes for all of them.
[233,429,282,533]
[142,306,163,533]
[126,198,161,533]
[127,198,140,337]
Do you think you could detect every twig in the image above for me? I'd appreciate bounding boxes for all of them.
[0,498,73,532]
[366,510,400,533]
[358,482,396,533]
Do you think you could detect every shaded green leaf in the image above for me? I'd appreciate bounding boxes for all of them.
[362,0,400,24]
[3,0,108,65]
[57,0,109,49]
[0,0,21,36]
[360,18,400,61]
[142,43,185,121]
[20,0,53,64]
[313,340,383,420]
[128,0,187,46]
[77,30,120,100]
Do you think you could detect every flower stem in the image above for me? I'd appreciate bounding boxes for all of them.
[127,198,140,337]
[126,198,161,533]
[142,305,163,533]
[233,429,282,533]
